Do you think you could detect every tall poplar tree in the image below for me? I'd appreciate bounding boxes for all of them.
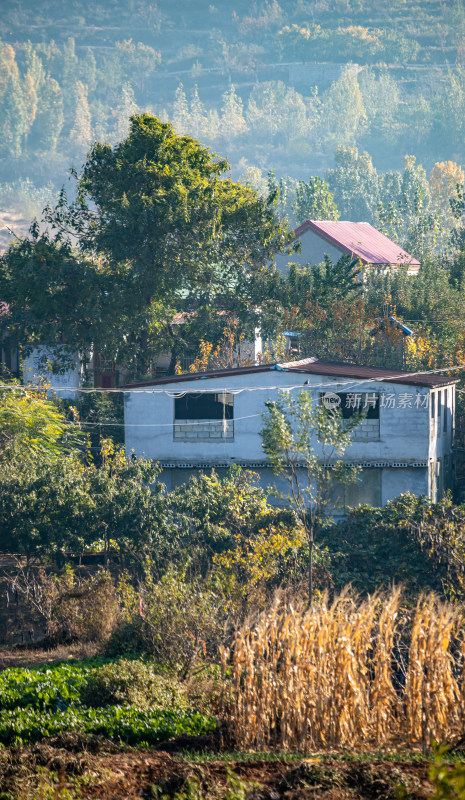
[69,81,92,152]
[2,73,27,157]
[33,77,64,151]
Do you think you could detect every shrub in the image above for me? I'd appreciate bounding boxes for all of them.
[6,563,120,645]
[158,466,299,578]
[107,565,222,677]
[320,493,465,597]
[50,568,120,643]
[430,750,465,800]
[79,659,187,710]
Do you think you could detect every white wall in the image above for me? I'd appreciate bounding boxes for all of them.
[275,228,345,273]
[22,347,82,401]
[125,370,452,468]
[381,467,428,505]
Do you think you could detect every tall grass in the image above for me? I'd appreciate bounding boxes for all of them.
[221,588,465,750]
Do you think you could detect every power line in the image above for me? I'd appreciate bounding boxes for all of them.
[78,413,258,428]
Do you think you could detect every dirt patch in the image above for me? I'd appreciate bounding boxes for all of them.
[0,642,99,670]
[0,744,434,800]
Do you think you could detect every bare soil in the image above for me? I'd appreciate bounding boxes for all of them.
[0,642,100,670]
[0,735,435,800]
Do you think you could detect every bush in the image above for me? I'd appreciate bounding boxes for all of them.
[157,466,299,578]
[79,659,187,710]
[106,565,222,677]
[7,564,120,645]
[50,568,120,643]
[320,494,465,597]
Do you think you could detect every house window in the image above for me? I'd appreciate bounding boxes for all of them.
[444,388,448,433]
[319,391,380,441]
[174,392,234,441]
[431,392,435,419]
[320,392,379,418]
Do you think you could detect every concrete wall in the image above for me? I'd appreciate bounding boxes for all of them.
[158,463,428,511]
[125,369,454,468]
[381,467,428,505]
[125,368,456,506]
[275,228,345,273]
[22,347,82,401]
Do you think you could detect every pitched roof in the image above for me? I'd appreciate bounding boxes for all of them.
[294,220,421,269]
[124,358,457,389]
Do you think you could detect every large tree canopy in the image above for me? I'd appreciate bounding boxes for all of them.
[2,114,287,380]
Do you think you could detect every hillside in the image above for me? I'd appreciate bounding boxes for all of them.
[0,0,464,222]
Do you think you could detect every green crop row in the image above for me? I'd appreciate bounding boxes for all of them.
[0,659,105,711]
[0,705,216,746]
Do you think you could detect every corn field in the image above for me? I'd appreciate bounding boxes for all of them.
[221,588,465,750]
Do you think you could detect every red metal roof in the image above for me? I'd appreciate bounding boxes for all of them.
[124,358,457,389]
[294,221,421,269]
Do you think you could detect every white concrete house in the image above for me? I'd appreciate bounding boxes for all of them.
[124,358,457,508]
[275,220,421,275]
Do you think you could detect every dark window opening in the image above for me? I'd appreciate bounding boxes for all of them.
[175,392,234,420]
[431,392,435,418]
[319,392,379,419]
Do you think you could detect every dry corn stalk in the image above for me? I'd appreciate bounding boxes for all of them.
[223,587,464,750]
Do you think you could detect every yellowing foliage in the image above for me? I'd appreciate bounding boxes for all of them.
[176,317,256,374]
[429,161,464,215]
[213,525,306,598]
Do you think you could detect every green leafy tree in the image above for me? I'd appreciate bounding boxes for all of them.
[376,156,444,260]
[322,68,366,147]
[188,84,209,139]
[326,146,380,222]
[2,73,27,158]
[0,383,83,465]
[79,47,97,93]
[114,82,138,142]
[246,81,308,145]
[293,176,339,224]
[0,385,163,563]
[105,39,161,91]
[45,113,287,378]
[61,37,79,94]
[220,84,247,142]
[0,229,110,368]
[260,390,360,604]
[172,83,190,132]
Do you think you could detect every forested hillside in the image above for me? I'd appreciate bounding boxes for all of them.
[1,0,465,236]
